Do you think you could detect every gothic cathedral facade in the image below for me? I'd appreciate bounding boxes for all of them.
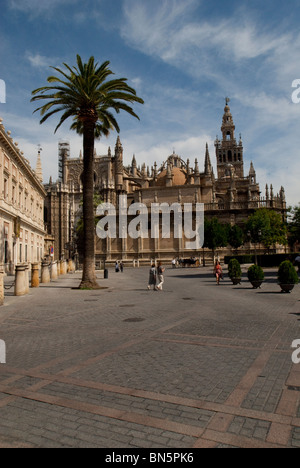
[44,101,287,263]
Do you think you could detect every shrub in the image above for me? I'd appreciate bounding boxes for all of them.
[228,258,242,279]
[225,254,300,267]
[225,255,254,265]
[278,261,299,285]
[247,264,265,282]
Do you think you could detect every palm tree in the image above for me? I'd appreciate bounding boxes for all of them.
[31,55,144,289]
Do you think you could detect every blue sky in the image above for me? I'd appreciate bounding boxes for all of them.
[1,0,300,205]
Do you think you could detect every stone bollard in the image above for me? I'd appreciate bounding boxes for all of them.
[15,264,27,296]
[24,264,29,294]
[31,262,39,288]
[0,270,4,306]
[67,259,75,273]
[51,261,58,280]
[41,262,50,284]
[60,260,67,275]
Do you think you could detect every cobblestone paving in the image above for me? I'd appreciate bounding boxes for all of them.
[242,353,293,413]
[0,266,299,448]
[73,341,259,403]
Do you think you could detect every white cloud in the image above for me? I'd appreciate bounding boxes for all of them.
[8,0,79,16]
[0,111,84,182]
[3,0,299,206]
[121,132,213,171]
[121,0,196,60]
[26,53,53,69]
[235,91,299,129]
[210,22,286,61]
[119,1,300,205]
[120,0,297,109]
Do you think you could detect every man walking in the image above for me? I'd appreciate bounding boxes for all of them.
[157,262,165,291]
[147,264,157,290]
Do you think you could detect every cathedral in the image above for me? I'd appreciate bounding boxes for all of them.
[44,100,287,264]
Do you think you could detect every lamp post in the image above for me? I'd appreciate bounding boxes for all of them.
[254,229,262,265]
[74,243,79,272]
[247,230,251,257]
[257,229,262,265]
[248,229,262,265]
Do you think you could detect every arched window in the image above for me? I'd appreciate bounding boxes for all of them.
[228,150,232,162]
[226,131,231,141]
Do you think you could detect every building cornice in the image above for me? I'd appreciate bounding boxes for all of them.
[0,205,46,235]
[0,119,46,198]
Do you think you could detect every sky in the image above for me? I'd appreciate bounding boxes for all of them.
[0,0,300,206]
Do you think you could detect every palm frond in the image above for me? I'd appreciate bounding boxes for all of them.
[31,54,144,138]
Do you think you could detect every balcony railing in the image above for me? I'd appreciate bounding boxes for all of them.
[205,198,285,211]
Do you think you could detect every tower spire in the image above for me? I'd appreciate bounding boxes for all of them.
[204,143,212,175]
[36,146,43,183]
[114,136,123,190]
[215,100,244,179]
[221,98,235,141]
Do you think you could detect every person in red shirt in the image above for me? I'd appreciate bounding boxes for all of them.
[214,261,223,285]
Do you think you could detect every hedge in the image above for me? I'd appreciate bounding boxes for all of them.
[224,253,300,267]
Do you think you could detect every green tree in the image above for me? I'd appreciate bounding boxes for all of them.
[288,204,300,248]
[31,55,144,289]
[204,218,228,259]
[227,224,244,251]
[246,208,287,250]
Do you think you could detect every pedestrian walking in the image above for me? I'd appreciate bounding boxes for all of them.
[115,261,119,273]
[147,264,157,290]
[157,262,165,290]
[120,261,124,273]
[214,260,223,285]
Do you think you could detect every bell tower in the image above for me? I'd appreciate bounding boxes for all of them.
[215,98,244,179]
[114,136,124,191]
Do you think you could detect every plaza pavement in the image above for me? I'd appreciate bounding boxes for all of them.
[0,264,299,448]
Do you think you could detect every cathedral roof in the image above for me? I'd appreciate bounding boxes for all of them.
[156,166,187,186]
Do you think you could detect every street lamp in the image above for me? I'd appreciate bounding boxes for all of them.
[247,230,251,256]
[257,229,262,265]
[254,229,262,265]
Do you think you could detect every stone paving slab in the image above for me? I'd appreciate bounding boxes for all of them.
[0,265,299,448]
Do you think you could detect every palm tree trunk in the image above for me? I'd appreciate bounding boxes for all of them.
[79,121,100,289]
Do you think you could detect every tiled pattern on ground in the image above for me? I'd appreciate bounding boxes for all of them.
[0,267,299,448]
[242,353,293,413]
[38,381,214,429]
[228,416,271,441]
[0,398,197,448]
[73,341,259,403]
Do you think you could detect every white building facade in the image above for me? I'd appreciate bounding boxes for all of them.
[0,118,46,273]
